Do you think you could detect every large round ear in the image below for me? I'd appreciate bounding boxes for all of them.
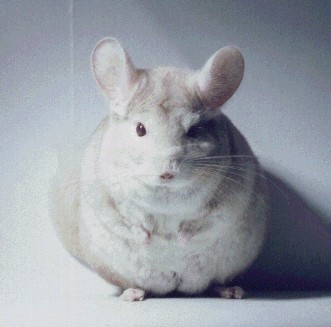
[194,47,244,110]
[92,38,139,114]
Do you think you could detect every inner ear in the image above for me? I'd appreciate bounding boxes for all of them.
[92,38,139,112]
[195,47,244,110]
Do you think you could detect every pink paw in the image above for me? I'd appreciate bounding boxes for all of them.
[178,230,192,245]
[119,288,146,302]
[132,226,151,245]
[142,230,152,245]
[214,286,246,299]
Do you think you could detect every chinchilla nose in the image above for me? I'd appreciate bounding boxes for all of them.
[159,172,174,180]
[158,148,181,180]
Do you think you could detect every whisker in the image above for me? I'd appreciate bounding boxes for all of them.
[190,162,288,200]
[193,155,257,161]
[191,165,270,210]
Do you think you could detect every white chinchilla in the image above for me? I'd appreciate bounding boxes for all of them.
[51,38,269,301]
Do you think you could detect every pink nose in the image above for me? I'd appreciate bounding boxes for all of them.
[159,172,174,180]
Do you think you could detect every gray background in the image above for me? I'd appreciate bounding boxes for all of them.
[1,1,331,326]
[2,0,330,214]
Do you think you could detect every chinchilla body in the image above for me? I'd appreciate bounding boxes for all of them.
[51,38,269,298]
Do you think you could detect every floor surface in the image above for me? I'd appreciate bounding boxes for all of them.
[2,291,331,327]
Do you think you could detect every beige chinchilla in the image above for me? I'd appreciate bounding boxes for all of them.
[51,38,269,301]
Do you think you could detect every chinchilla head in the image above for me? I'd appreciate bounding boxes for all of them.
[92,38,244,189]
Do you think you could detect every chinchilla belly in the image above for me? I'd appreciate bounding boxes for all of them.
[128,234,220,295]
[81,209,265,295]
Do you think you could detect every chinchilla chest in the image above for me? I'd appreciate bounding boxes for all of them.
[81,190,259,295]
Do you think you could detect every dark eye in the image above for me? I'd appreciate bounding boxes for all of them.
[186,125,207,138]
[136,122,146,137]
[186,120,216,138]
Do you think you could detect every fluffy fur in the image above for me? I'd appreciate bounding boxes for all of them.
[51,38,268,301]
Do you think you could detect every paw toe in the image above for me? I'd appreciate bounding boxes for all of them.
[120,288,146,302]
[216,286,246,299]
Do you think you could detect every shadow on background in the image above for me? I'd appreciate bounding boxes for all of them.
[234,170,331,293]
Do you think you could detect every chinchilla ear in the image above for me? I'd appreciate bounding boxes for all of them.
[92,38,139,115]
[194,47,244,110]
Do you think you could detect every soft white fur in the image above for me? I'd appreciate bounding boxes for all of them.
[51,38,268,299]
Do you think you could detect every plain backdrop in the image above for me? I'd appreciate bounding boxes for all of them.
[1,1,330,326]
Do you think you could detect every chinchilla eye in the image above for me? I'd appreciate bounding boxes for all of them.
[136,122,146,137]
[186,120,216,138]
[186,125,206,138]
